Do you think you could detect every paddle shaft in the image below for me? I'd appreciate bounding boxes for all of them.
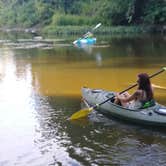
[83,23,101,37]
[94,68,165,109]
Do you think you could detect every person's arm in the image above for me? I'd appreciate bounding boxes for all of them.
[83,32,90,38]
[117,91,140,103]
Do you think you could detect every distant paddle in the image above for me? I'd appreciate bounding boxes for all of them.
[152,84,166,90]
[73,23,101,44]
[69,67,166,120]
[127,83,166,90]
[83,23,101,39]
[92,23,102,31]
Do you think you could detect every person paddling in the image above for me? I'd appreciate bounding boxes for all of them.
[83,31,93,39]
[114,73,155,109]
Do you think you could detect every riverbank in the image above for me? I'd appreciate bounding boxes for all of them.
[42,25,166,36]
[0,25,166,36]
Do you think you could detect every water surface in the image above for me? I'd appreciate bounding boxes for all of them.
[0,32,166,165]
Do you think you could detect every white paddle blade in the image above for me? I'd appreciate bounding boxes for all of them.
[92,23,101,30]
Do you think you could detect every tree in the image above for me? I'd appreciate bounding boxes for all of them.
[143,0,166,25]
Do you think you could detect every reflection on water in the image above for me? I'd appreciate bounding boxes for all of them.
[0,50,37,165]
[0,33,166,165]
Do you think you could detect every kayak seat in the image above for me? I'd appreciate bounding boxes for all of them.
[140,99,156,109]
[105,93,115,103]
[91,89,103,93]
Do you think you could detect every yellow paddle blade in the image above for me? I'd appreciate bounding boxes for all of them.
[69,107,93,120]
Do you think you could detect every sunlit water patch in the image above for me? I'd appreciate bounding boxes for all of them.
[0,50,81,165]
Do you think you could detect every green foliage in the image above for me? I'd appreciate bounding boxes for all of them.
[0,0,165,32]
[42,25,153,36]
[42,25,91,35]
[143,0,166,24]
[97,0,131,25]
[51,14,94,26]
[16,1,38,27]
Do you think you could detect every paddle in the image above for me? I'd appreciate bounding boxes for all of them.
[69,67,166,120]
[73,23,101,44]
[83,23,102,38]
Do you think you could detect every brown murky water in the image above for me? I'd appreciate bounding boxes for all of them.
[0,33,166,165]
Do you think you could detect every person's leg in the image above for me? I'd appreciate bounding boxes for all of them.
[114,97,121,105]
[118,92,131,107]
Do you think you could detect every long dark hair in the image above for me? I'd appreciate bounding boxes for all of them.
[137,73,153,100]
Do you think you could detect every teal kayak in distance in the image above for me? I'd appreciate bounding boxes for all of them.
[73,37,96,45]
[82,87,166,127]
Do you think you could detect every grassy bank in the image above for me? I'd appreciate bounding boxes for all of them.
[42,25,165,36]
[0,25,165,37]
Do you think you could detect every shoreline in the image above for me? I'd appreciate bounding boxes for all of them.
[0,25,165,36]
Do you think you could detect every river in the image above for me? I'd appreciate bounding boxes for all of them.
[0,32,166,166]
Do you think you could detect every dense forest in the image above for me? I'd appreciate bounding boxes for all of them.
[0,0,165,34]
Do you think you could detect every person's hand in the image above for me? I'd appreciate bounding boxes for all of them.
[116,93,120,98]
